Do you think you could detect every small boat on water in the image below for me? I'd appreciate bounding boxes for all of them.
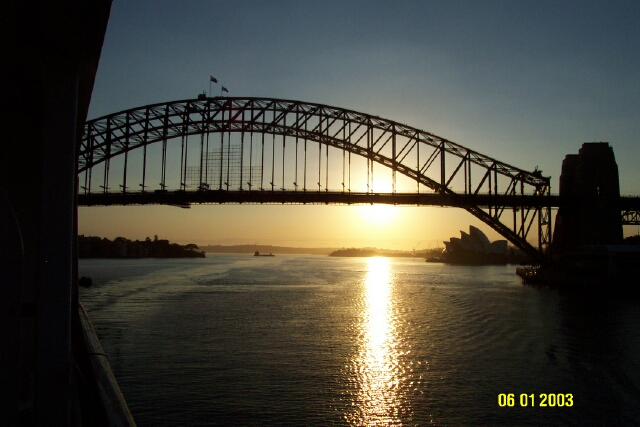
[516,265,541,283]
[254,251,275,257]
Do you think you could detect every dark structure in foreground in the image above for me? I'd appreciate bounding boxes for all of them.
[1,1,136,425]
[520,143,640,286]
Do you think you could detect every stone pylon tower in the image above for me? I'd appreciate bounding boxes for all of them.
[552,143,623,257]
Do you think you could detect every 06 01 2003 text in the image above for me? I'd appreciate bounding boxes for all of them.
[498,393,573,407]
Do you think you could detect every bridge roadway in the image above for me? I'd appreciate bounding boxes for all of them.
[78,190,640,211]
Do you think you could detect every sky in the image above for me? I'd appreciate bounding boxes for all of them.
[80,0,640,250]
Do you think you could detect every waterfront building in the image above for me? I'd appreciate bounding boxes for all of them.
[442,226,522,264]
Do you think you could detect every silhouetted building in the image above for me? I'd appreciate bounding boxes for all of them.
[442,226,525,264]
[552,142,623,257]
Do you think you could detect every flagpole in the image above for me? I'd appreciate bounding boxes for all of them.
[209,76,219,97]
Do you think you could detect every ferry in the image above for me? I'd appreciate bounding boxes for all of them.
[254,251,275,257]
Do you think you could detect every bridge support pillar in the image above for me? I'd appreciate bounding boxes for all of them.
[552,142,623,258]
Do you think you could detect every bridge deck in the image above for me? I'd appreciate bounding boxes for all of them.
[78,190,640,210]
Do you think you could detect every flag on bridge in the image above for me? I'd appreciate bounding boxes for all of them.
[221,86,229,93]
[210,76,218,83]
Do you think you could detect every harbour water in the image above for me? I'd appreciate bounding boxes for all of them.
[79,254,640,426]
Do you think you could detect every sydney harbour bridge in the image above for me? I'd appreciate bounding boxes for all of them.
[78,97,640,262]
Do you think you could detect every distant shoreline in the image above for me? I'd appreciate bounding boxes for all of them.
[200,244,335,255]
[201,244,441,258]
[79,239,443,258]
[329,248,413,257]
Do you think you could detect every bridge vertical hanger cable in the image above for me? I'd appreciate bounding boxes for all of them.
[468,156,472,195]
[122,112,130,195]
[83,126,91,194]
[103,118,111,194]
[440,141,445,193]
[465,153,471,194]
[260,111,265,191]
[205,102,211,189]
[303,117,307,192]
[271,118,275,192]
[179,111,186,189]
[318,109,322,192]
[325,128,328,192]
[416,133,420,194]
[348,121,351,192]
[240,108,245,191]
[85,125,93,194]
[219,107,224,191]
[199,108,205,190]
[464,154,468,195]
[141,107,149,193]
[367,123,370,193]
[487,165,492,217]
[294,108,299,191]
[497,169,503,225]
[183,133,189,190]
[282,114,286,191]
[342,123,345,193]
[160,104,169,191]
[520,180,525,237]
[160,105,169,191]
[513,200,517,234]
[494,168,498,196]
[369,124,375,193]
[249,101,253,191]
[392,126,396,194]
[226,103,231,191]
[538,204,543,251]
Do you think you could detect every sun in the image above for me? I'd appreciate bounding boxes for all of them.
[359,204,398,225]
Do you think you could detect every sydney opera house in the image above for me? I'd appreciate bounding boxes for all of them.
[442,226,524,264]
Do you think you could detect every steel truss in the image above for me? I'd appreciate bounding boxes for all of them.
[80,97,553,261]
[622,209,640,225]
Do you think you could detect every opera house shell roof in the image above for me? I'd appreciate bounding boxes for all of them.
[442,226,511,264]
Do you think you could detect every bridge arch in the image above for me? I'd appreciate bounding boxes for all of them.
[80,97,552,261]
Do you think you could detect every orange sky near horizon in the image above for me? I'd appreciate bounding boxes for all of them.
[79,203,521,250]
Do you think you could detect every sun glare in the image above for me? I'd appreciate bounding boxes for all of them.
[359,204,398,225]
[348,256,403,425]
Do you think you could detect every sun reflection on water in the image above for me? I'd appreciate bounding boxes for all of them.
[348,257,404,426]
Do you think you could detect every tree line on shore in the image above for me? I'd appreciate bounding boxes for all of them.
[78,235,205,258]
